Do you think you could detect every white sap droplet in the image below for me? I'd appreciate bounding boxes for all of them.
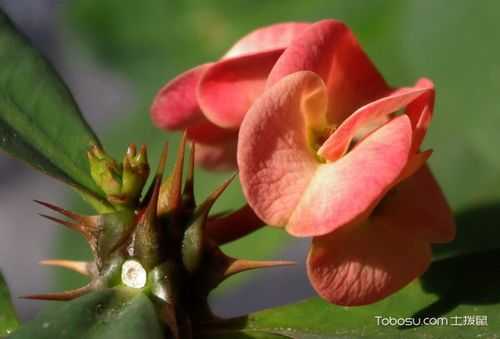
[121,260,147,289]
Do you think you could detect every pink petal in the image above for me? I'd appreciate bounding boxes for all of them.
[287,114,413,237]
[238,71,324,227]
[307,216,432,306]
[377,165,456,243]
[307,164,455,306]
[198,49,283,128]
[224,22,310,59]
[406,79,435,153]
[151,63,211,129]
[186,117,238,144]
[195,138,238,171]
[318,84,433,162]
[267,19,390,125]
[398,149,432,183]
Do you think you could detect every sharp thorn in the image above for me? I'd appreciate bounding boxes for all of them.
[183,142,196,208]
[156,141,169,177]
[199,173,237,215]
[187,142,195,185]
[21,285,92,301]
[34,200,96,227]
[224,258,295,278]
[146,143,169,218]
[168,132,187,211]
[142,142,168,208]
[39,214,96,245]
[207,204,265,245]
[39,259,92,276]
[39,214,90,232]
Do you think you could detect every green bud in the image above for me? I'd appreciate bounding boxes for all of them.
[88,144,150,209]
[88,145,122,197]
[122,144,150,206]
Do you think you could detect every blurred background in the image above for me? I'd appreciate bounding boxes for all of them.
[1,0,499,321]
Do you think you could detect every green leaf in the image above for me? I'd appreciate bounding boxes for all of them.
[0,272,18,337]
[0,10,106,203]
[200,251,500,338]
[8,288,164,339]
[201,332,288,339]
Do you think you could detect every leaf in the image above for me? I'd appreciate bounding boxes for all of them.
[199,251,500,338]
[0,272,18,337]
[8,288,164,339]
[200,332,288,339]
[0,10,106,203]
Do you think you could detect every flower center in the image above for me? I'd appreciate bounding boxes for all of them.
[308,126,335,162]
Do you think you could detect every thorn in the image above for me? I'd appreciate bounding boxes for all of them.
[21,285,92,301]
[198,173,237,216]
[156,141,169,177]
[142,142,168,207]
[169,132,187,212]
[39,214,95,235]
[146,141,169,219]
[39,259,92,276]
[182,142,196,209]
[207,204,265,245]
[34,200,96,227]
[224,258,295,278]
[184,173,236,248]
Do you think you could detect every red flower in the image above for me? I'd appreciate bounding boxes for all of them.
[237,20,455,305]
[151,22,309,170]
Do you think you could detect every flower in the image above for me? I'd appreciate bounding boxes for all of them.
[237,20,455,305]
[151,22,310,170]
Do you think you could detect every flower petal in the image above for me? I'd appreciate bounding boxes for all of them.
[318,84,433,162]
[399,149,432,183]
[287,114,413,237]
[224,22,310,59]
[238,71,325,227]
[198,49,283,128]
[186,117,237,144]
[151,63,211,129]
[267,19,390,125]
[195,139,238,171]
[307,217,432,306]
[377,165,456,243]
[406,78,435,153]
